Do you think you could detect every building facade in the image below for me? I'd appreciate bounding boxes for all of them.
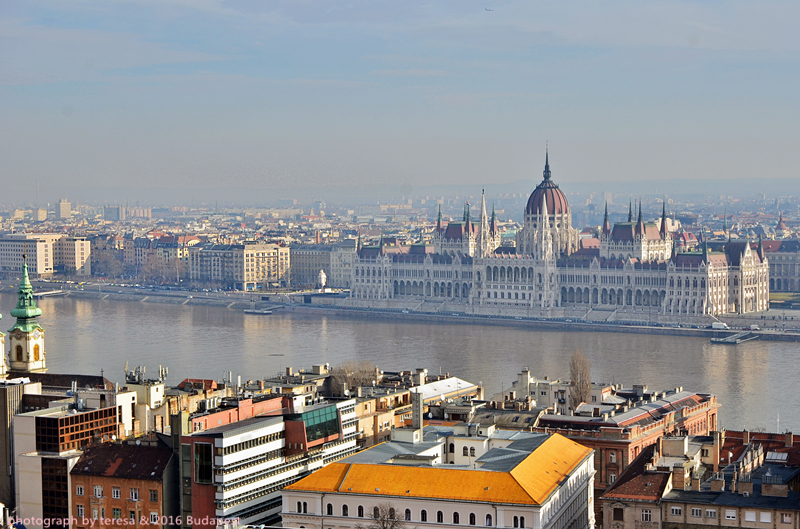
[189,242,290,290]
[349,154,769,317]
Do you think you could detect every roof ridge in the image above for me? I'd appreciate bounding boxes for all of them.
[336,463,353,492]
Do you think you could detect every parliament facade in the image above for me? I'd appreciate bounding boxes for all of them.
[350,153,769,319]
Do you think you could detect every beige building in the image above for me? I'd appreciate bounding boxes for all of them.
[290,244,332,287]
[189,242,289,290]
[53,236,92,276]
[763,240,800,292]
[330,239,357,288]
[56,198,71,219]
[0,234,91,278]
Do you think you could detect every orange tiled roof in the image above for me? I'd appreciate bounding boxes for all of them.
[285,433,591,505]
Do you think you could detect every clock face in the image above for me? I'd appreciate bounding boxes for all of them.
[33,329,41,339]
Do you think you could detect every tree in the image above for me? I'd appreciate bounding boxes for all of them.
[569,349,591,411]
[329,360,378,396]
[92,250,124,278]
[356,503,408,529]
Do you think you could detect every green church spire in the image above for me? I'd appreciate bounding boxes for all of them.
[9,257,43,332]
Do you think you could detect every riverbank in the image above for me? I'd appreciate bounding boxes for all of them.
[17,284,798,343]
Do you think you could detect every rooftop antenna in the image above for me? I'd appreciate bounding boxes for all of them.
[777,412,780,434]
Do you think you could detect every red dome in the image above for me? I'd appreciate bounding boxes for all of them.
[525,154,569,215]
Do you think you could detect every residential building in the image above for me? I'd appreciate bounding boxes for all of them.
[189,242,290,290]
[290,244,332,287]
[70,440,178,529]
[53,236,92,275]
[104,205,127,221]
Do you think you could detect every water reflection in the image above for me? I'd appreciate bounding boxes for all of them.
[3,294,798,432]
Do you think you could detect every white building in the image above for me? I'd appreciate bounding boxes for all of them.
[282,395,595,529]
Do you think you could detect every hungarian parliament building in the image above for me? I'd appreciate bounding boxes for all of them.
[349,153,769,319]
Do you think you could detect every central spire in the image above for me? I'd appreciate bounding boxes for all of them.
[10,255,42,322]
[543,145,551,181]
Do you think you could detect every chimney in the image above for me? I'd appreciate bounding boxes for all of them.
[672,467,686,490]
[691,475,701,491]
[593,407,601,417]
[786,431,794,447]
[657,436,663,456]
[286,367,293,376]
[411,392,424,430]
[743,429,750,444]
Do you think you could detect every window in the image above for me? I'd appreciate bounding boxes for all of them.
[93,485,103,498]
[691,508,702,518]
[782,514,793,524]
[725,510,736,520]
[641,510,652,522]
[389,508,396,519]
[150,490,158,502]
[327,504,333,516]
[453,513,460,524]
[520,516,525,528]
[463,447,469,456]
[302,502,308,514]
[92,508,98,520]
[671,507,682,516]
[421,510,427,522]
[486,514,493,526]
[470,513,476,525]
[706,510,716,519]
[469,447,476,457]
[609,473,616,484]
[761,512,772,523]
[437,511,444,523]
[129,512,136,522]
[613,508,624,521]
[77,505,85,518]
[405,509,412,521]
[130,488,140,501]
[745,511,756,522]
[449,443,455,453]
[76,486,84,496]
[609,452,616,463]
[112,487,121,499]
[343,505,349,517]
[297,502,302,513]
[358,506,364,518]
[194,442,213,483]
[513,516,519,528]
[150,513,159,524]
[374,507,380,519]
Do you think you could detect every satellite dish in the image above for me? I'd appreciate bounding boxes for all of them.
[444,413,449,419]
[427,412,433,419]
[344,389,350,396]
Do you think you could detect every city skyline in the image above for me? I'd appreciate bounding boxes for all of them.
[2,1,799,203]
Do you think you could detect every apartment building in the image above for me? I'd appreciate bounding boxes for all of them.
[0,233,91,277]
[189,242,290,290]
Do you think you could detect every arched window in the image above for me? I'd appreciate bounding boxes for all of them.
[327,504,333,516]
[520,517,525,528]
[437,511,444,523]
[469,447,475,457]
[389,508,396,519]
[343,505,349,517]
[609,452,616,463]
[358,506,364,518]
[33,344,40,361]
[303,502,308,514]
[469,513,476,525]
[453,513,460,524]
[16,345,22,362]
[421,510,428,522]
[405,509,412,521]
[374,507,380,519]
[486,514,493,526]
[297,501,302,513]
[449,443,455,453]
[463,447,469,456]
[513,516,519,528]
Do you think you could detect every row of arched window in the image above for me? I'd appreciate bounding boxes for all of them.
[447,443,476,456]
[320,503,503,526]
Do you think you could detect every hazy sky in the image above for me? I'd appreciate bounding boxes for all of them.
[2,1,799,204]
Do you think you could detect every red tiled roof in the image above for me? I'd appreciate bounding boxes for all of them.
[602,444,670,501]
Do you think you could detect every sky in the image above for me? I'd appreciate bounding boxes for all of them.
[1,1,799,205]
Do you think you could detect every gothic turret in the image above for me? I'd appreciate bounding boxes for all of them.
[660,201,668,238]
[628,200,633,223]
[8,256,47,373]
[602,202,611,236]
[436,204,443,232]
[635,201,645,237]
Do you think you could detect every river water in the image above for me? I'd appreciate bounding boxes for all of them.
[2,293,798,432]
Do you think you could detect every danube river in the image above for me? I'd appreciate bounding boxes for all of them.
[3,293,798,432]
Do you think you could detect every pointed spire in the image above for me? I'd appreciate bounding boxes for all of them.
[436,204,443,232]
[628,199,633,222]
[758,234,765,260]
[602,201,611,235]
[543,145,551,181]
[357,234,362,253]
[635,200,645,236]
[490,204,498,233]
[723,205,728,233]
[660,200,668,238]
[10,254,43,322]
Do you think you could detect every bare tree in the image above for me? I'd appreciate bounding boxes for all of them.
[355,503,408,529]
[329,360,378,396]
[569,349,592,411]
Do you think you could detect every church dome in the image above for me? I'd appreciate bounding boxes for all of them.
[525,152,569,216]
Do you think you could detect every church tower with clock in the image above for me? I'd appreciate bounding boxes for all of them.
[7,256,47,373]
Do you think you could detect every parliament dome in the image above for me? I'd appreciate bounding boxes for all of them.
[525,152,569,216]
